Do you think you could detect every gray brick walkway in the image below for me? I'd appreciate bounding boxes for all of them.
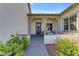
[24,35,48,56]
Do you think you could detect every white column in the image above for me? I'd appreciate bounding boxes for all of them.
[43,16,46,34]
[77,12,79,31]
[60,17,63,33]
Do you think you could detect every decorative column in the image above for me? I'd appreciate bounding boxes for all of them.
[43,16,47,34]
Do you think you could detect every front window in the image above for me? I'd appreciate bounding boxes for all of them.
[70,15,76,30]
[46,23,53,31]
[64,18,69,30]
[64,14,77,31]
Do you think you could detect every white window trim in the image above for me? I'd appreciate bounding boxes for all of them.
[64,14,77,31]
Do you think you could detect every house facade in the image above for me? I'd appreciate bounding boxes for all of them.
[0,3,79,42]
[28,3,79,35]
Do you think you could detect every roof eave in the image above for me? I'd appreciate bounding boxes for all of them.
[60,3,79,15]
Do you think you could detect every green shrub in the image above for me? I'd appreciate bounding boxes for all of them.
[0,41,6,56]
[0,33,29,56]
[56,38,79,56]
[21,36,29,50]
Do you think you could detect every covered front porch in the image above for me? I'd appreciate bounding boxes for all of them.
[28,14,61,35]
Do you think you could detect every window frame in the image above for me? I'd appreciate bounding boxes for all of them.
[64,14,77,31]
[46,23,53,31]
[64,18,69,31]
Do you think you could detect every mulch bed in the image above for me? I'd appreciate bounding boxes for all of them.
[45,44,57,56]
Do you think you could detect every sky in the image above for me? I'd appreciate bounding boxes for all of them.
[31,3,72,14]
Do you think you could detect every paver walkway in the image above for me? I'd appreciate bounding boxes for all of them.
[24,35,48,56]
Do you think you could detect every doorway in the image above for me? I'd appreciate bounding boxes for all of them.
[36,22,41,35]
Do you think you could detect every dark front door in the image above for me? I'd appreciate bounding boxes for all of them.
[36,22,41,34]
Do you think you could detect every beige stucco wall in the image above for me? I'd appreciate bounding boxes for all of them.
[56,18,62,33]
[58,17,64,33]
[0,3,30,42]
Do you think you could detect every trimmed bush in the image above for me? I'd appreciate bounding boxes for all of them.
[0,41,6,56]
[56,38,79,56]
[0,33,29,56]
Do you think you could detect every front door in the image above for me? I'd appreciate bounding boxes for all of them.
[36,22,41,34]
